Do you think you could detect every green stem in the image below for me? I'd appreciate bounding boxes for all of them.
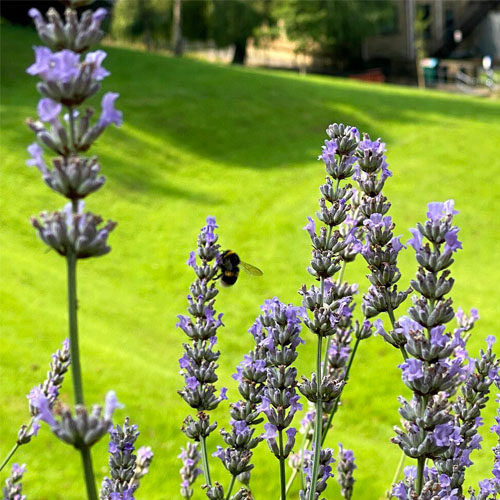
[68,105,76,151]
[200,435,212,486]
[67,251,84,406]
[0,443,19,473]
[386,451,405,498]
[283,431,311,497]
[322,337,331,379]
[0,416,39,472]
[386,297,408,360]
[308,334,323,500]
[278,429,287,500]
[415,456,425,494]
[80,446,98,500]
[321,336,361,445]
[337,260,347,284]
[225,475,236,500]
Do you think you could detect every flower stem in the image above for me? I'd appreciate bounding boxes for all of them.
[200,435,212,486]
[415,456,425,494]
[225,475,236,500]
[0,443,19,472]
[80,446,98,500]
[308,334,323,500]
[386,450,405,498]
[278,429,287,500]
[68,105,76,151]
[67,203,97,499]
[321,336,360,445]
[0,416,38,472]
[386,297,408,360]
[283,432,311,497]
[67,251,84,406]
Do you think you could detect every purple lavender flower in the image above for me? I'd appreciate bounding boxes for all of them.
[426,200,458,221]
[2,463,27,500]
[178,216,225,462]
[37,97,61,122]
[98,92,123,128]
[443,226,462,254]
[105,391,124,420]
[337,444,356,500]
[399,359,424,383]
[84,50,110,81]
[299,448,335,500]
[26,46,52,78]
[303,216,316,238]
[16,338,71,447]
[178,443,202,499]
[26,143,48,173]
[408,227,423,252]
[101,417,151,499]
[46,49,81,83]
[455,307,479,332]
[132,446,154,486]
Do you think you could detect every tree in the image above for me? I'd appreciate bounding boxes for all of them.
[275,0,395,69]
[112,0,172,51]
[210,0,275,64]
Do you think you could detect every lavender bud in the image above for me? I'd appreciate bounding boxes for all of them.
[181,413,217,440]
[212,446,253,476]
[204,482,225,500]
[29,390,120,449]
[298,373,344,404]
[337,444,356,500]
[37,156,105,199]
[31,202,116,259]
[29,7,108,53]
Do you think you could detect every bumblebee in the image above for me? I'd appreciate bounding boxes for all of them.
[219,250,263,286]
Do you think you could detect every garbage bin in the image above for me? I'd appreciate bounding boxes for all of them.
[421,58,438,86]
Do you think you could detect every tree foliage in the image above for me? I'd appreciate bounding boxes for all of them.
[274,0,396,67]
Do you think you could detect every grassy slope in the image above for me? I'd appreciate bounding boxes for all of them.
[1,22,499,499]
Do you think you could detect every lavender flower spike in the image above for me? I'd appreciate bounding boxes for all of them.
[178,442,202,500]
[178,216,226,489]
[131,446,154,488]
[391,201,472,495]
[11,338,71,450]
[2,463,27,500]
[299,448,335,500]
[100,418,151,500]
[337,444,356,500]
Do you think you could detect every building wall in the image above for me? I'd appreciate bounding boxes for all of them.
[467,11,500,58]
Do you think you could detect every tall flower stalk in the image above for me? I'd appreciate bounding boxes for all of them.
[300,123,360,499]
[177,216,227,491]
[5,3,127,498]
[256,299,304,499]
[377,201,470,496]
[0,339,70,472]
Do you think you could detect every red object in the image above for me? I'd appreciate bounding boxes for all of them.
[348,68,386,83]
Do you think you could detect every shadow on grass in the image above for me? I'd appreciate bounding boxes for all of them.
[2,23,498,197]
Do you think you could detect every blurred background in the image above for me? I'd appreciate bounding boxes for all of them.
[0,1,499,499]
[2,0,499,93]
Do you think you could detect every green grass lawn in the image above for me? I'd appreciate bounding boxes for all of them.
[1,21,499,499]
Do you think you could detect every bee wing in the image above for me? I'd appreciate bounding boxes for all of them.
[240,261,263,276]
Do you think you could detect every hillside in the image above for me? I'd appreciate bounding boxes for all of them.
[1,22,499,499]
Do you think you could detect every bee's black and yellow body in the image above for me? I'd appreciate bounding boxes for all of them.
[220,250,241,286]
